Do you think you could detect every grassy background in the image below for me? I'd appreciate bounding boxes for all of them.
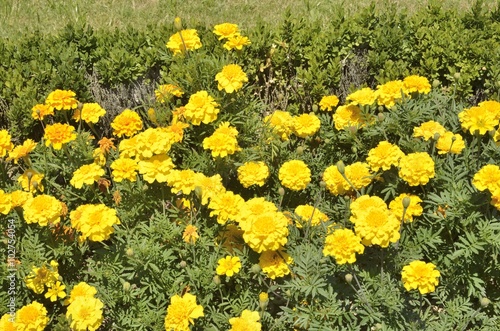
[1,0,498,38]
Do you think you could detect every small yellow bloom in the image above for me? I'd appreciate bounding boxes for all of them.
[402,260,440,294]
[216,256,242,277]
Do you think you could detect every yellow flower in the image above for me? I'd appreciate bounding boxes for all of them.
[333,104,366,130]
[23,195,62,226]
[278,160,311,191]
[70,163,105,189]
[14,301,49,331]
[401,260,440,294]
[138,154,175,183]
[389,193,423,223]
[264,110,294,140]
[70,204,121,242]
[203,122,241,158]
[72,102,106,124]
[45,89,78,110]
[110,158,138,182]
[0,314,15,331]
[10,190,32,208]
[351,202,400,248]
[7,139,37,163]
[31,103,54,120]
[194,172,226,205]
[166,169,197,195]
[216,256,242,277]
[208,190,245,224]
[135,128,174,159]
[164,293,204,331]
[240,211,289,253]
[318,95,340,111]
[398,152,435,186]
[478,100,500,120]
[349,195,387,221]
[25,261,60,294]
[65,282,98,305]
[44,123,77,150]
[182,225,199,244]
[229,310,262,331]
[346,87,377,106]
[323,228,365,264]
[344,162,372,190]
[403,75,431,94]
[66,296,104,331]
[458,106,498,135]
[163,122,189,143]
[436,131,466,154]
[155,84,184,102]
[223,34,251,51]
[0,189,12,215]
[293,113,321,138]
[366,141,405,171]
[18,168,44,193]
[118,136,139,159]
[213,23,239,40]
[237,161,270,188]
[236,197,278,225]
[184,90,220,125]
[44,281,66,302]
[93,148,106,166]
[294,204,328,227]
[376,80,409,108]
[215,64,248,93]
[413,120,447,141]
[111,109,143,137]
[322,164,349,196]
[258,249,293,279]
[0,130,14,158]
[166,29,202,55]
[472,164,500,193]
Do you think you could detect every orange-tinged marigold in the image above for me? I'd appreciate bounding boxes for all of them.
[31,103,54,120]
[164,293,204,331]
[323,228,365,264]
[401,260,440,294]
[7,139,37,163]
[215,64,248,93]
[398,152,435,186]
[44,123,77,150]
[278,160,311,191]
[111,109,143,137]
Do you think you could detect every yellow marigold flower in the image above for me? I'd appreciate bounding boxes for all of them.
[236,197,278,225]
[229,310,262,331]
[333,104,366,130]
[7,139,37,163]
[166,169,197,195]
[93,148,106,166]
[294,204,328,228]
[111,109,143,138]
[166,29,202,55]
[366,141,405,171]
[118,136,139,159]
[346,87,377,106]
[278,160,311,191]
[70,204,121,242]
[237,161,270,188]
[138,154,175,183]
[111,157,138,182]
[345,162,373,190]
[0,189,12,215]
[401,260,440,294]
[65,282,98,305]
[72,102,106,124]
[44,123,77,150]
[389,193,423,223]
[10,190,32,208]
[184,90,220,125]
[436,131,465,154]
[350,195,387,221]
[44,281,66,302]
[216,256,242,277]
[318,95,340,111]
[259,249,293,279]
[66,296,104,331]
[194,172,226,205]
[376,80,409,108]
[215,64,248,93]
[15,301,49,331]
[203,122,241,158]
[209,190,245,224]
[164,293,204,331]
[155,84,184,102]
[223,34,251,51]
[213,23,239,40]
[323,228,365,264]
[18,168,44,193]
[293,113,321,138]
[351,203,400,248]
[413,120,447,141]
[472,164,500,193]
[70,163,105,189]
[31,103,54,120]
[23,195,62,226]
[135,128,174,159]
[25,261,60,294]
[398,152,435,186]
[322,164,349,196]
[264,110,294,140]
[478,100,500,121]
[45,89,78,110]
[403,75,431,94]
[183,225,199,244]
[0,314,14,331]
[0,129,14,157]
[163,122,189,143]
[240,211,289,253]
[458,106,498,135]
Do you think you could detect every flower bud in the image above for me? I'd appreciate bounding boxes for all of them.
[126,248,134,257]
[179,260,187,268]
[345,273,353,284]
[453,72,461,80]
[212,275,221,285]
[377,112,385,122]
[489,129,496,138]
[259,292,269,310]
[278,187,285,196]
[336,161,345,175]
[312,104,318,112]
[174,17,182,31]
[123,282,131,291]
[296,146,305,155]
[402,196,411,209]
[194,186,203,200]
[250,264,261,274]
[319,181,326,188]
[433,132,441,140]
[432,79,441,88]
[480,297,491,308]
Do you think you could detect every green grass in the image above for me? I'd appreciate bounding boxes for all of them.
[1,0,498,38]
